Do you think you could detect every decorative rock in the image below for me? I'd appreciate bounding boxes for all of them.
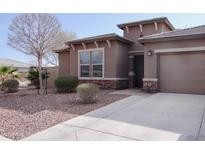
[143,80,158,93]
[78,80,129,89]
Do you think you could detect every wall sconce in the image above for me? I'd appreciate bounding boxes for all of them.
[147,49,153,56]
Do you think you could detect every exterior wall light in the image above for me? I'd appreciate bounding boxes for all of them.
[147,49,153,56]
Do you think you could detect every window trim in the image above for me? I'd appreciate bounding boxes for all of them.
[79,65,90,78]
[78,48,105,80]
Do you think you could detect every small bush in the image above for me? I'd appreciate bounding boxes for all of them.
[27,68,49,88]
[54,76,78,93]
[77,83,99,104]
[2,79,19,93]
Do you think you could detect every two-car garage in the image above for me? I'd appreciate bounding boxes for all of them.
[159,51,205,94]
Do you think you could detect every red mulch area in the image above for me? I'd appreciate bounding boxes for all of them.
[0,88,128,140]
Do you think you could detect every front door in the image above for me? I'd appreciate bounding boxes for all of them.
[134,55,144,88]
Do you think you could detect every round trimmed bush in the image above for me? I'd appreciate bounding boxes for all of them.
[76,83,99,104]
[2,79,19,93]
[54,76,78,93]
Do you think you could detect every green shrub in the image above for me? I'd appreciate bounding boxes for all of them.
[76,83,99,104]
[54,76,78,93]
[2,79,19,93]
[27,68,49,88]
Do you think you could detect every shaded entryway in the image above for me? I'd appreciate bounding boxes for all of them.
[133,55,144,88]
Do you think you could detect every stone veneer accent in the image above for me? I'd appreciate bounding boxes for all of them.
[78,79,129,89]
[143,78,158,93]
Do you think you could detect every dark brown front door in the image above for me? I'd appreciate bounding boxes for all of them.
[134,55,144,88]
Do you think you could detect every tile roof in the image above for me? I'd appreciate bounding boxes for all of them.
[139,25,205,42]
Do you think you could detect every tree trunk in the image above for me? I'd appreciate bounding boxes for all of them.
[1,76,4,91]
[38,56,44,95]
[1,75,5,83]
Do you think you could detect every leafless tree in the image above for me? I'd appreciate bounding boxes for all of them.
[43,31,76,66]
[8,13,62,94]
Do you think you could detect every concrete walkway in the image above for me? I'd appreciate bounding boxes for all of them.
[22,93,205,141]
[110,88,153,96]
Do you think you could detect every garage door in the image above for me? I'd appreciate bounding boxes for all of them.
[159,52,205,94]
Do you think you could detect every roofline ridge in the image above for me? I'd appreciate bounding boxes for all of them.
[117,16,175,30]
[66,33,119,43]
[66,33,133,44]
[117,16,167,26]
[139,24,205,41]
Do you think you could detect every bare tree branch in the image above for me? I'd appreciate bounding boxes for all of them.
[7,13,62,94]
[43,31,76,66]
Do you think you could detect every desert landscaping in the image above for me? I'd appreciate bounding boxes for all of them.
[0,88,127,140]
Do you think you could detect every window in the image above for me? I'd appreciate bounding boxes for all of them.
[80,52,90,64]
[79,49,104,78]
[80,65,90,77]
[93,65,103,77]
[92,51,103,77]
[79,51,90,77]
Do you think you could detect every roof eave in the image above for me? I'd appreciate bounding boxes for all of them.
[139,34,205,43]
[164,20,175,30]
[66,36,133,45]
[117,17,175,31]
[116,36,134,44]
[53,48,70,53]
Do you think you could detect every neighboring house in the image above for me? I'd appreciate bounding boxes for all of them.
[0,58,31,73]
[54,17,205,94]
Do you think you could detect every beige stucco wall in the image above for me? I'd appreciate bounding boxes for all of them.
[144,38,205,78]
[141,23,162,36]
[47,66,58,88]
[122,22,171,51]
[58,40,130,79]
[123,26,144,51]
[116,43,129,78]
[58,51,70,76]
[161,22,172,32]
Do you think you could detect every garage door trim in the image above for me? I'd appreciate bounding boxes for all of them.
[155,46,205,53]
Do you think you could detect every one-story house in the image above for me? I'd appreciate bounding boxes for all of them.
[54,17,205,94]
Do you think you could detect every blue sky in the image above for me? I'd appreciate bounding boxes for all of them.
[1,13,205,64]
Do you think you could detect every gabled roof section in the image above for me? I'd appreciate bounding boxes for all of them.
[139,25,205,42]
[117,17,175,30]
[0,58,31,68]
[66,33,133,45]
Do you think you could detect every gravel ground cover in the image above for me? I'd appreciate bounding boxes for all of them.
[0,88,127,140]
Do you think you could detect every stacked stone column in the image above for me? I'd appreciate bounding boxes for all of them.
[143,78,158,93]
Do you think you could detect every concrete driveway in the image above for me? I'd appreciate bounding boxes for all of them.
[23,93,205,141]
